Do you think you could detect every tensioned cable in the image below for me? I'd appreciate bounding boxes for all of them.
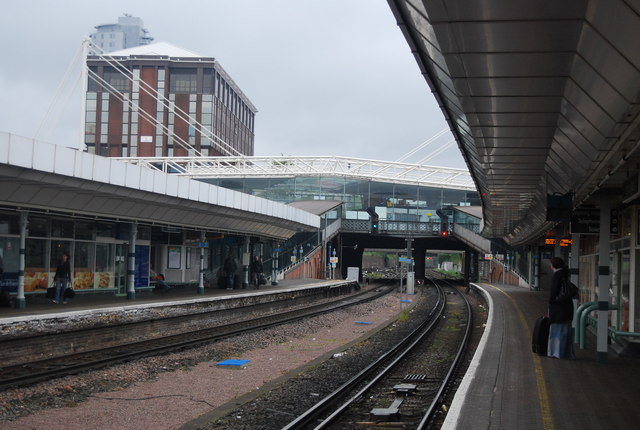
[417,139,456,164]
[370,128,451,178]
[88,41,242,157]
[47,77,82,143]
[35,45,84,140]
[384,139,457,181]
[394,127,449,162]
[87,68,203,156]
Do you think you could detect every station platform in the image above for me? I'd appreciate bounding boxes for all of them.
[0,278,359,355]
[0,278,339,320]
[443,283,640,430]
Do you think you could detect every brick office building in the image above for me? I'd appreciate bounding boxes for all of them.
[85,42,257,157]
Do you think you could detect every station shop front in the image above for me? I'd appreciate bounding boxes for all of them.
[0,210,248,297]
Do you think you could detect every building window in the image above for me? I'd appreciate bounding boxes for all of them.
[51,219,74,238]
[28,217,49,237]
[104,69,130,92]
[169,69,197,94]
[203,70,214,94]
[88,67,100,91]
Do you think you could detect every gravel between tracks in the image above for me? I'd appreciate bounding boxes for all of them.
[0,289,422,430]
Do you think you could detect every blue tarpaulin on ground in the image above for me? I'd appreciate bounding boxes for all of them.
[216,359,250,366]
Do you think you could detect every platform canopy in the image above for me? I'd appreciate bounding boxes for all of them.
[0,133,319,240]
[389,0,640,244]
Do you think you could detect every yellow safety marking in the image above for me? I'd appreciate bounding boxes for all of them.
[484,283,555,430]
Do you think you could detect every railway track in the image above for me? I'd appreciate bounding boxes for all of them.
[0,283,394,391]
[282,278,472,429]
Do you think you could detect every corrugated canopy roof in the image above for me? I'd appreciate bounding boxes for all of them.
[0,133,319,240]
[390,0,640,245]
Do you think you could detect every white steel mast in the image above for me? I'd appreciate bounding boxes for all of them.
[79,36,90,151]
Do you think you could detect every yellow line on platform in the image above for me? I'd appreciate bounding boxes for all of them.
[485,283,554,430]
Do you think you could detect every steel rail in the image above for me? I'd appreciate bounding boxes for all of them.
[417,278,473,429]
[282,281,447,430]
[0,284,393,391]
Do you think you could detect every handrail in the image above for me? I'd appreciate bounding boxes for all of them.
[578,303,599,349]
[574,301,596,343]
[610,330,640,339]
[577,302,619,349]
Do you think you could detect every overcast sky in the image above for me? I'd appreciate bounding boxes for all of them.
[0,0,466,168]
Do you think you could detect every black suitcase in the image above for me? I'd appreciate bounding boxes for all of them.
[532,316,550,356]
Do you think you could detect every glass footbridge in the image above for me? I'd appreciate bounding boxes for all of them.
[116,155,480,237]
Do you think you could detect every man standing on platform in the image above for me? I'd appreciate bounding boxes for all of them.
[250,255,264,290]
[548,256,576,359]
[53,252,71,305]
[223,255,237,290]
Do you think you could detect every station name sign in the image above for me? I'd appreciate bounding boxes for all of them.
[571,207,599,234]
[570,207,619,235]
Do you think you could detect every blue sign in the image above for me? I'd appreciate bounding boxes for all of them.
[134,245,150,288]
[274,248,282,252]
[0,272,19,293]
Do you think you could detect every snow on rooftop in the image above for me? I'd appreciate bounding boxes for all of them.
[106,42,205,58]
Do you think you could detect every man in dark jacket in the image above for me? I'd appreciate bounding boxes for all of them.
[250,255,264,290]
[548,256,575,358]
[223,256,237,290]
[53,252,71,304]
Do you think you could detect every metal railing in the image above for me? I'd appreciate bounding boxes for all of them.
[341,219,443,235]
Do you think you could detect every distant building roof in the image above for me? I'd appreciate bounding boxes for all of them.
[91,41,257,112]
[107,42,205,59]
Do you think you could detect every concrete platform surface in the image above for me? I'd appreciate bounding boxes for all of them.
[443,283,640,430]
